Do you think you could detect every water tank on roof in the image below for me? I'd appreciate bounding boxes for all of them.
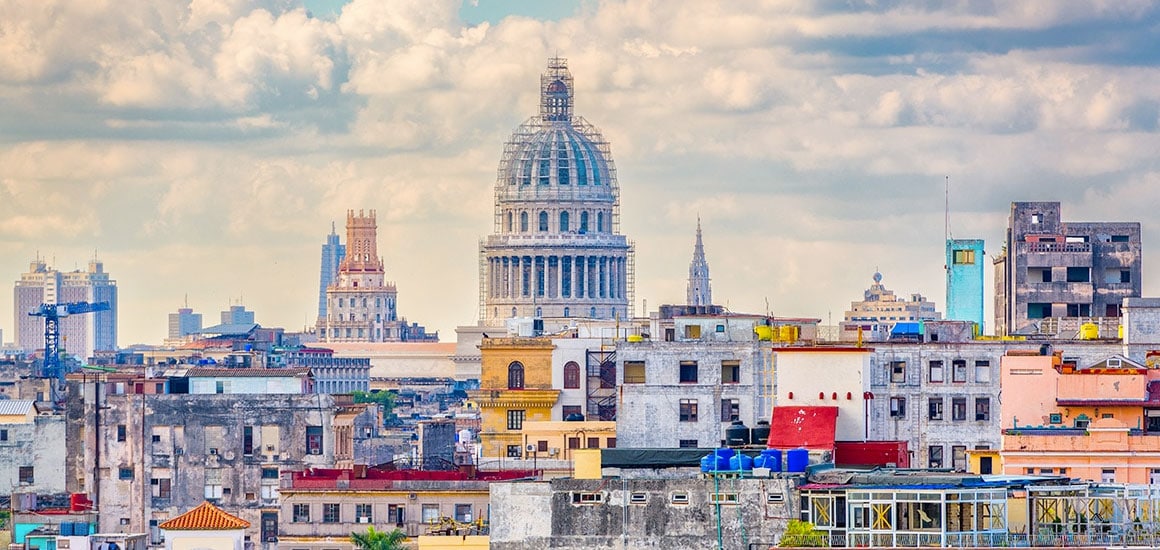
[786,448,809,473]
[725,420,750,447]
[779,325,798,342]
[754,326,774,341]
[1080,323,1099,340]
[751,421,771,447]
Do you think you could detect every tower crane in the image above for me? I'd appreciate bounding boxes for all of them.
[29,301,111,384]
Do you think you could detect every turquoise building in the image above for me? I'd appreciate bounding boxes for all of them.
[946,239,985,332]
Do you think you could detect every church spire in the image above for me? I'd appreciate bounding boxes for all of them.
[687,217,712,307]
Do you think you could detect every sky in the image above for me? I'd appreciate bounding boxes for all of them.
[3,0,1160,346]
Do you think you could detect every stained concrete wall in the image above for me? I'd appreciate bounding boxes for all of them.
[0,414,65,493]
[489,476,796,549]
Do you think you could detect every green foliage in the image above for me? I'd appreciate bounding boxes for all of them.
[779,519,828,547]
[350,526,407,550]
[353,390,395,415]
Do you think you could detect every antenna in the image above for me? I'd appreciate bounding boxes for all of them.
[945,175,950,272]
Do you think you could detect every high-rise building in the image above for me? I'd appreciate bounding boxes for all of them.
[993,202,1142,336]
[840,272,941,342]
[168,307,203,340]
[221,304,256,325]
[14,258,117,361]
[479,57,634,326]
[319,210,401,342]
[317,222,346,326]
[687,218,712,307]
[945,239,985,331]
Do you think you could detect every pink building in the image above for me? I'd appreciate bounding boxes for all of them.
[1001,350,1160,483]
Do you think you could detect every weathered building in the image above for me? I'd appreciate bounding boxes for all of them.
[993,201,1142,336]
[0,400,65,494]
[64,374,379,543]
[946,238,986,331]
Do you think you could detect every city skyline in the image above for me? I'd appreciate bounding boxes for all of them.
[3,1,1160,345]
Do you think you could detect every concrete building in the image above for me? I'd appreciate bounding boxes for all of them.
[479,57,634,327]
[993,201,1142,336]
[946,238,985,331]
[220,305,255,326]
[317,222,346,326]
[840,272,941,342]
[279,347,370,394]
[0,400,65,494]
[64,374,379,541]
[616,313,774,449]
[168,307,203,341]
[14,258,117,361]
[686,218,711,307]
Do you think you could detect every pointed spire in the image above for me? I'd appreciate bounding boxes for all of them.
[687,218,712,307]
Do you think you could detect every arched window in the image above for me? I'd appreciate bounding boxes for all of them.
[590,306,597,318]
[506,212,513,232]
[511,307,517,317]
[520,212,529,232]
[563,307,570,317]
[580,211,589,233]
[564,361,581,389]
[539,211,549,232]
[535,307,542,317]
[559,211,570,232]
[508,362,525,389]
[597,211,604,232]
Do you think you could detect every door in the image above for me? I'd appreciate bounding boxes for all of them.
[980,456,993,475]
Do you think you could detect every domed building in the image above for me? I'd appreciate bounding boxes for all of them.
[479,57,634,326]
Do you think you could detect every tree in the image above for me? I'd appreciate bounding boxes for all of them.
[352,390,396,422]
[350,526,407,550]
[778,519,828,547]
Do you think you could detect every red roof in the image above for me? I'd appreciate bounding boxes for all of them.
[159,501,250,530]
[767,406,838,450]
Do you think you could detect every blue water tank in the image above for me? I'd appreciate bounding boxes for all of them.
[714,448,735,470]
[701,454,714,473]
[74,523,90,536]
[786,448,809,473]
[60,522,74,536]
[729,454,753,471]
[761,449,783,472]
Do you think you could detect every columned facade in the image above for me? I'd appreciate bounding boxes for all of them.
[480,57,634,326]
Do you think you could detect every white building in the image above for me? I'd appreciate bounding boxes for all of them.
[14,258,117,361]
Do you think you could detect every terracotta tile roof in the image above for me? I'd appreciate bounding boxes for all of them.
[159,501,250,530]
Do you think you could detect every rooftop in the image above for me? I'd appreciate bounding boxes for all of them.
[159,501,250,530]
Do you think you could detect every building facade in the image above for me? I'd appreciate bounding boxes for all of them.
[14,258,117,361]
[946,238,985,331]
[479,57,634,327]
[687,218,711,307]
[168,307,203,341]
[0,400,65,494]
[993,201,1142,336]
[840,272,940,342]
[320,210,400,342]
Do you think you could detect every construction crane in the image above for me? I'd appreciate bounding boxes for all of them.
[29,301,110,384]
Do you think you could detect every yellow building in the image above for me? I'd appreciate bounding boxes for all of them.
[520,419,617,461]
[469,337,560,458]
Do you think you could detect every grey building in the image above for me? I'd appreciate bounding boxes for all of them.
[0,401,65,494]
[317,222,346,326]
[167,307,202,340]
[616,314,773,449]
[994,201,1142,336]
[14,258,117,361]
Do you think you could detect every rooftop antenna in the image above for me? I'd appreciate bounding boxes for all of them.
[945,175,950,271]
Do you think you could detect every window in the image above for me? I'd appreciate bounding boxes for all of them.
[952,397,967,421]
[607,437,616,448]
[1031,213,1041,224]
[579,211,589,232]
[454,504,472,523]
[19,466,33,485]
[559,211,569,232]
[520,211,528,232]
[974,361,991,383]
[721,361,740,384]
[572,492,604,504]
[388,504,405,525]
[1075,414,1091,429]
[561,405,582,419]
[952,360,967,382]
[928,398,944,420]
[890,361,906,383]
[150,478,171,498]
[629,492,648,504]
[1066,303,1091,317]
[507,444,523,457]
[679,399,698,422]
[928,361,944,383]
[537,440,548,452]
[953,249,975,264]
[623,361,646,384]
[1102,468,1116,483]
[929,446,944,468]
[567,437,580,449]
[306,426,323,455]
[1066,267,1091,283]
[952,445,967,471]
[684,324,702,339]
[117,424,127,442]
[422,504,440,524]
[119,467,134,480]
[563,361,581,389]
[0,429,6,441]
[1049,413,1063,424]
[678,439,699,448]
[506,409,526,430]
[721,399,740,422]
[975,398,991,421]
[262,468,279,479]
[1111,234,1130,242]
[587,437,599,449]
[243,426,254,455]
[679,361,698,383]
[507,362,525,389]
[216,381,227,394]
[1029,267,1052,283]
[1028,303,1052,319]
[293,504,310,523]
[323,503,340,523]
[538,211,548,232]
[889,397,906,418]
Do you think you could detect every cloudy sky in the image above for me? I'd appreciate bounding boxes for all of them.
[3,0,1160,346]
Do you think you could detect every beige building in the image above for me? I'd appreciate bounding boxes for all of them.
[160,501,250,550]
[841,272,941,342]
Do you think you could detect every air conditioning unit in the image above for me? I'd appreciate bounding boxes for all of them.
[549,448,559,457]
[357,517,369,524]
